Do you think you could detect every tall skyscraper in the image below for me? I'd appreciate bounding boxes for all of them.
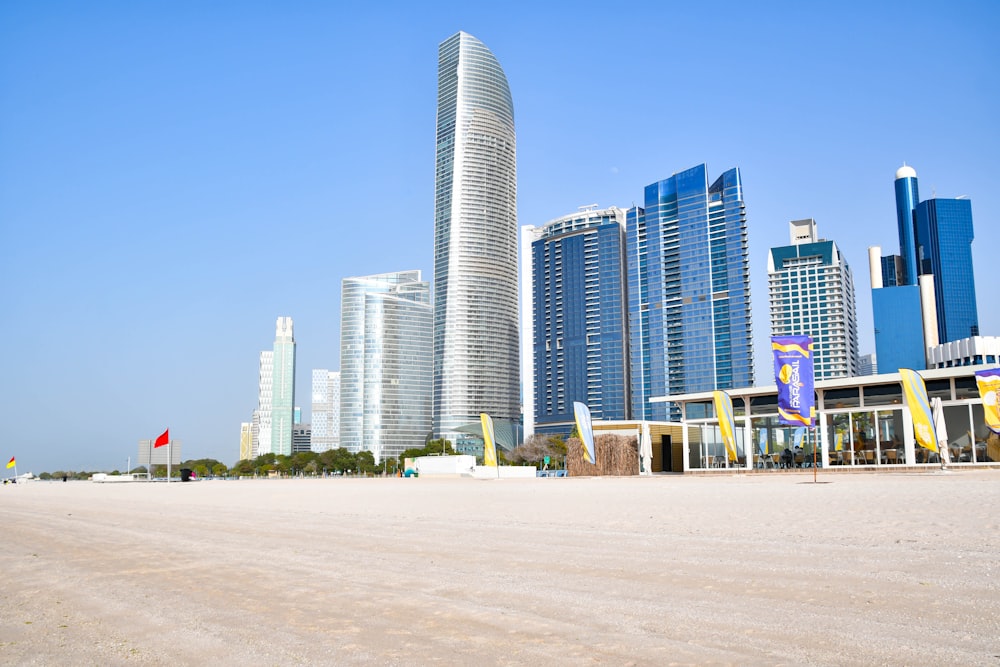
[310,369,340,453]
[522,206,630,437]
[627,164,754,421]
[270,317,296,456]
[768,219,859,379]
[433,31,519,442]
[253,350,273,457]
[340,271,433,463]
[894,164,920,286]
[871,164,978,372]
[915,197,979,342]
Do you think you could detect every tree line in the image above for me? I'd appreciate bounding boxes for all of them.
[31,434,571,480]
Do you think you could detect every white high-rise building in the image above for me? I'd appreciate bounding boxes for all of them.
[271,317,296,456]
[433,31,519,443]
[768,220,859,379]
[253,350,273,457]
[311,369,340,453]
[340,271,432,463]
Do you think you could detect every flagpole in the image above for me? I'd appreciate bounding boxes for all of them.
[167,439,171,483]
[148,439,152,480]
[812,426,817,483]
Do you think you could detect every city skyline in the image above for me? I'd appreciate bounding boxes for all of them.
[2,3,997,472]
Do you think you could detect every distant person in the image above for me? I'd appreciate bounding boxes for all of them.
[781,448,793,468]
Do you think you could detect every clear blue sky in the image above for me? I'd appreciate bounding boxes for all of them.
[2,1,997,473]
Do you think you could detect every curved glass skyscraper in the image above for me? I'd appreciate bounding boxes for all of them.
[433,31,519,439]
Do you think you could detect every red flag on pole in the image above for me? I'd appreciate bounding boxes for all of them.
[154,428,169,448]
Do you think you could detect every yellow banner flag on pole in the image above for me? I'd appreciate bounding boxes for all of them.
[712,390,739,463]
[480,413,498,467]
[573,402,596,464]
[975,369,1000,434]
[900,369,937,452]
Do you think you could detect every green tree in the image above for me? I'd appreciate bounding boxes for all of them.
[327,447,357,474]
[212,463,228,477]
[291,451,316,475]
[510,434,567,469]
[231,459,255,476]
[355,450,376,475]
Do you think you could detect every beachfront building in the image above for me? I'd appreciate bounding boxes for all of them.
[655,366,998,471]
[768,219,859,379]
[522,206,630,437]
[340,271,432,463]
[310,369,340,453]
[627,164,754,421]
[433,31,520,446]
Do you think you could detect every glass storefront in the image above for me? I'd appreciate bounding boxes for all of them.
[670,368,998,471]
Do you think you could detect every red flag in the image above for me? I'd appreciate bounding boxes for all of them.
[154,428,169,448]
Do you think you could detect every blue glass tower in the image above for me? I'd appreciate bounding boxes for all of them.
[526,207,629,435]
[627,164,754,421]
[872,286,925,373]
[915,198,979,342]
[894,165,920,285]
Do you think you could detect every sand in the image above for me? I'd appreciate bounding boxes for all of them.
[1,471,998,666]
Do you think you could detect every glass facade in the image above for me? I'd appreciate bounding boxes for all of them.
[340,271,432,463]
[665,368,998,470]
[526,207,630,435]
[768,222,859,379]
[271,317,296,456]
[894,170,920,286]
[253,350,273,458]
[310,369,340,453]
[872,285,925,374]
[914,198,979,343]
[627,164,754,421]
[433,31,519,440]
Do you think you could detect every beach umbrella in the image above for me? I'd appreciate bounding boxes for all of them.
[931,397,950,467]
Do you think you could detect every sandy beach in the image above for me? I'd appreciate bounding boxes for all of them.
[2,471,998,665]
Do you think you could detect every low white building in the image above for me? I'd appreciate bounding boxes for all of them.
[928,336,1000,369]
